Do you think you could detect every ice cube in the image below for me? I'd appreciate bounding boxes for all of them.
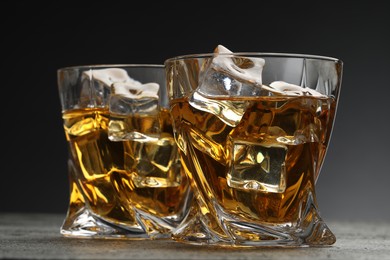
[80,68,141,108]
[108,81,161,142]
[277,123,321,145]
[197,45,265,97]
[82,68,140,87]
[264,81,327,97]
[110,82,159,115]
[189,91,249,128]
[125,133,181,188]
[227,139,287,193]
[212,45,265,87]
[190,45,266,127]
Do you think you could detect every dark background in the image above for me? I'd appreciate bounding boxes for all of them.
[2,2,389,221]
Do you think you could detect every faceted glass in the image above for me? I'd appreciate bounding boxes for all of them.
[57,65,192,239]
[165,51,343,247]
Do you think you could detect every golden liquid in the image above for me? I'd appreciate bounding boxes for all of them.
[63,107,189,226]
[170,95,335,224]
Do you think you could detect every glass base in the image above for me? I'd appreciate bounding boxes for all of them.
[172,199,336,248]
[173,218,335,248]
[61,208,172,240]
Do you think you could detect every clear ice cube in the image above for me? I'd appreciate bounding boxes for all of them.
[108,81,161,142]
[83,68,140,87]
[110,82,159,115]
[276,123,321,145]
[189,45,265,127]
[80,68,139,108]
[82,68,161,142]
[125,133,181,188]
[264,81,327,97]
[197,45,265,97]
[227,140,287,193]
[189,91,249,128]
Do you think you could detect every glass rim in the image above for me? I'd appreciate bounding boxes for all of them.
[165,52,343,64]
[57,64,164,72]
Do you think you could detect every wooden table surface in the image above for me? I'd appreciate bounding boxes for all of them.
[0,213,389,259]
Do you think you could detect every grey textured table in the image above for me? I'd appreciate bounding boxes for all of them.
[0,213,389,259]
